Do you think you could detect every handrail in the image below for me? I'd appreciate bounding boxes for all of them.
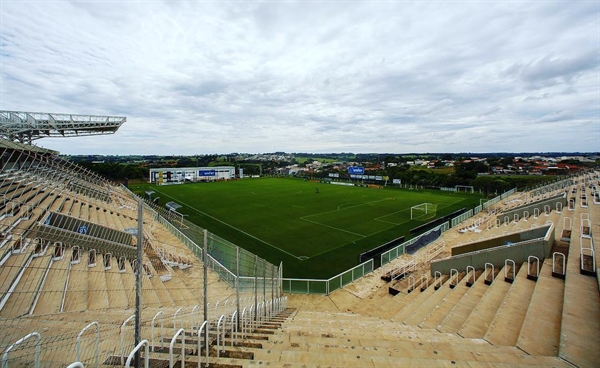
[124,339,149,368]
[230,311,238,347]
[267,300,272,320]
[563,217,572,231]
[505,259,515,281]
[173,307,183,333]
[197,321,209,368]
[580,240,595,271]
[241,307,247,338]
[484,263,494,284]
[248,305,254,333]
[103,252,112,270]
[120,314,135,365]
[527,255,540,279]
[191,305,200,332]
[216,315,225,358]
[580,219,592,238]
[151,311,164,351]
[76,321,99,368]
[552,252,566,276]
[450,268,458,287]
[256,302,262,326]
[466,265,475,284]
[433,271,442,287]
[390,259,416,280]
[66,362,84,368]
[420,274,429,290]
[407,276,415,292]
[2,332,41,368]
[169,328,186,368]
[118,256,127,272]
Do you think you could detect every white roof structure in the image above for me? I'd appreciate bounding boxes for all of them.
[0,110,126,143]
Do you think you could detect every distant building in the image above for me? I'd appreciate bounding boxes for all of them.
[149,166,235,184]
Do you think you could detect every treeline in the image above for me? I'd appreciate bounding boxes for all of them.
[314,160,569,197]
[78,162,147,181]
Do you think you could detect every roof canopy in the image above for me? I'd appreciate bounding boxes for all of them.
[0,110,126,143]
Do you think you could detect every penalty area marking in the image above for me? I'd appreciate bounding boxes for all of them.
[298,256,309,260]
[153,189,305,260]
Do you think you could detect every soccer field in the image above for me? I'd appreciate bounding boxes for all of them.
[131,177,481,278]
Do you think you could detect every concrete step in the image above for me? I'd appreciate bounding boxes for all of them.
[458,265,512,339]
[402,275,456,326]
[391,276,444,323]
[516,259,564,356]
[438,268,491,333]
[484,262,536,346]
[558,206,600,368]
[63,253,89,312]
[419,270,473,330]
[87,264,110,310]
[0,252,52,318]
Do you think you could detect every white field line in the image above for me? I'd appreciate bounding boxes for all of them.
[307,201,461,258]
[301,217,367,238]
[153,189,304,260]
[301,197,393,221]
[374,207,411,225]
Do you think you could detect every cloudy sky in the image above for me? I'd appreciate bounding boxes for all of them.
[0,1,598,155]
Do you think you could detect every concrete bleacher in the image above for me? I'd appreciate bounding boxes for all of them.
[1,146,598,368]
[281,177,598,368]
[0,146,255,366]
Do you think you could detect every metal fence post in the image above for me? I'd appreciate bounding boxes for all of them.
[203,230,208,324]
[134,198,143,367]
[254,254,258,322]
[262,258,266,320]
[236,246,240,330]
[279,262,283,299]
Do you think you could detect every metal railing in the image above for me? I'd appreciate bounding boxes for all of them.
[281,259,374,295]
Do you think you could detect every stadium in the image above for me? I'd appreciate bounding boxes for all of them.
[0,110,598,368]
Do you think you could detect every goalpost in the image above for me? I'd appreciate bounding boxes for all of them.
[455,185,474,194]
[411,203,437,220]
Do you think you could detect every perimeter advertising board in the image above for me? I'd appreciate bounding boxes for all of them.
[198,170,216,176]
[348,166,365,175]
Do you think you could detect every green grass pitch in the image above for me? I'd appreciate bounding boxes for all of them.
[131,177,482,278]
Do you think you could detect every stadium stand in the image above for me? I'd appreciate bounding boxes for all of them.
[0,114,598,366]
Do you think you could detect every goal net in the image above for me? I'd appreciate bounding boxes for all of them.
[411,203,437,220]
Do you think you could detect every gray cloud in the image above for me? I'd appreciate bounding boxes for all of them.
[0,1,597,154]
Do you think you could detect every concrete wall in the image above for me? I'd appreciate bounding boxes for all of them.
[452,226,550,256]
[431,225,555,275]
[496,194,566,223]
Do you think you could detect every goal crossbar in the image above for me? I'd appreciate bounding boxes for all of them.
[455,185,474,193]
[411,203,435,220]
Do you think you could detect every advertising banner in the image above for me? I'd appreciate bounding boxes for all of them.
[198,170,216,176]
[348,166,365,175]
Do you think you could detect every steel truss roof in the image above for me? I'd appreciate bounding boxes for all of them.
[0,110,126,143]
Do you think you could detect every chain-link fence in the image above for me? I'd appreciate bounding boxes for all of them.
[0,140,283,367]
